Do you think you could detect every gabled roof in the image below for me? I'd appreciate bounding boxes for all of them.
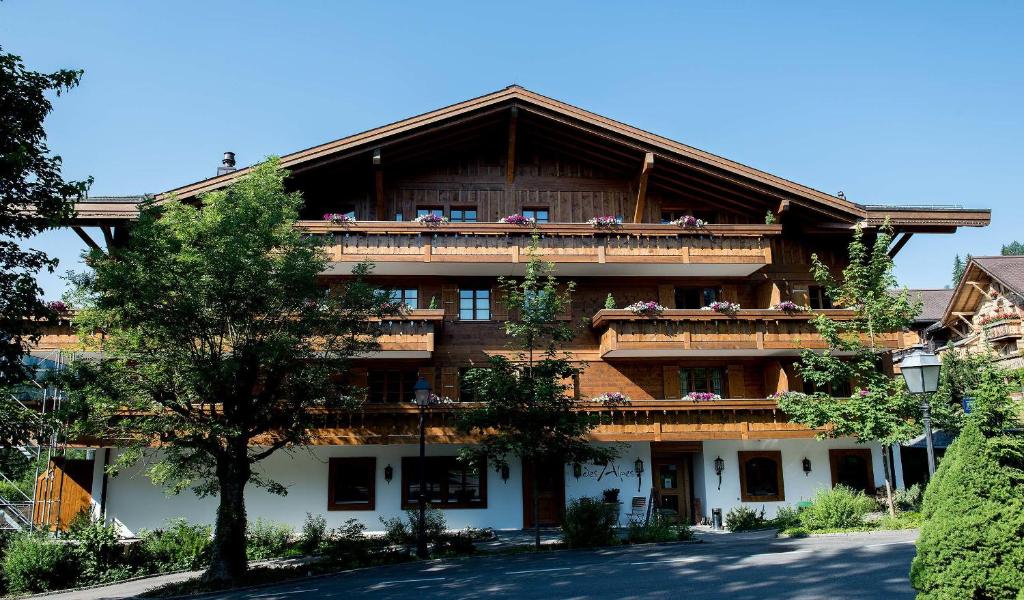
[972,256,1024,298]
[941,256,1024,328]
[908,289,955,323]
[150,86,989,229]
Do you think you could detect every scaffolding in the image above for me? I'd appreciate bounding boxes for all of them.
[0,350,72,532]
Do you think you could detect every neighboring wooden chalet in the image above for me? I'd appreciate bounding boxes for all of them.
[35,86,989,532]
[929,256,1024,370]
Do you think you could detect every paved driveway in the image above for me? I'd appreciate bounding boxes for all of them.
[195,529,918,600]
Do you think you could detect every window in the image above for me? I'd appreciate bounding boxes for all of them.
[802,379,851,397]
[679,367,726,397]
[522,208,550,223]
[367,369,418,403]
[738,451,784,502]
[808,286,833,310]
[450,207,478,223]
[459,288,490,320]
[829,449,876,495]
[416,207,444,218]
[328,458,375,510]
[389,288,419,309]
[401,456,487,509]
[675,287,720,309]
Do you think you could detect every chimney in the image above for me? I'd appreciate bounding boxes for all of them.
[217,151,237,176]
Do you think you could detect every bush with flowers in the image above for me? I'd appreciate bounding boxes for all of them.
[625,301,666,317]
[323,213,356,224]
[701,301,741,316]
[498,214,535,226]
[686,392,721,402]
[978,312,1018,328]
[587,215,620,228]
[772,301,806,314]
[589,392,631,406]
[413,213,448,225]
[669,215,706,228]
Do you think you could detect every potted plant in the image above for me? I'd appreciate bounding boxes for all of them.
[625,300,666,317]
[587,215,621,229]
[701,301,741,317]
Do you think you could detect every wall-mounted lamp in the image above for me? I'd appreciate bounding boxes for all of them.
[714,456,725,490]
[500,464,510,482]
[384,464,393,483]
[573,462,582,479]
[634,458,645,491]
[802,457,812,476]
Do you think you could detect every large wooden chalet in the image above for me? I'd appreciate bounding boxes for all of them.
[43,86,989,532]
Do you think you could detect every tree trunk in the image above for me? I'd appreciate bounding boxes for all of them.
[205,450,251,582]
[880,444,897,517]
[532,470,541,550]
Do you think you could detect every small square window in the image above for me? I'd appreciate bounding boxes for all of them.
[738,451,784,502]
[522,208,550,224]
[389,288,418,309]
[328,457,376,510]
[459,289,490,320]
[450,207,478,223]
[809,286,833,310]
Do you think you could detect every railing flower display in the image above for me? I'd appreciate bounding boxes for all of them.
[625,301,666,317]
[767,391,807,401]
[587,215,621,228]
[412,213,448,225]
[978,312,1019,328]
[323,213,356,224]
[498,214,535,226]
[701,301,741,316]
[590,392,631,406]
[430,394,455,405]
[771,301,806,314]
[687,392,721,402]
[669,215,706,228]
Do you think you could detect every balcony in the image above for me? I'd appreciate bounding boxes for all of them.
[358,309,444,359]
[301,222,778,277]
[592,309,915,358]
[983,319,1022,342]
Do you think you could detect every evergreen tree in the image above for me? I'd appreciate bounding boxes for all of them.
[1000,241,1024,256]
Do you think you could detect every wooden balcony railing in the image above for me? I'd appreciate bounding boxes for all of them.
[300,222,778,275]
[592,309,915,357]
[983,319,1022,342]
[359,309,443,357]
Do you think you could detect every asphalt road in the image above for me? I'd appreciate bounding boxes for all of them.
[196,529,918,600]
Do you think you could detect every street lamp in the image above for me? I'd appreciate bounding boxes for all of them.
[413,377,432,559]
[899,349,942,477]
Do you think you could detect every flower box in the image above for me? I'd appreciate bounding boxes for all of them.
[687,392,721,402]
[701,301,741,316]
[587,215,621,228]
[323,213,356,224]
[590,392,631,406]
[412,214,448,225]
[669,215,706,228]
[771,301,806,314]
[498,214,535,226]
[625,301,666,317]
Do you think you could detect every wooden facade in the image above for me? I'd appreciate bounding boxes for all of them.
[59,86,989,445]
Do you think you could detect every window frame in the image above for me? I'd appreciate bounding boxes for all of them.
[808,286,833,310]
[389,288,419,309]
[459,288,491,321]
[679,367,727,397]
[400,456,488,509]
[327,457,376,511]
[674,286,720,309]
[828,449,876,495]
[449,206,478,223]
[738,450,785,502]
[522,207,550,224]
[367,368,419,403]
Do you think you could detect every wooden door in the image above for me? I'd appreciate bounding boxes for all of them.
[653,457,692,523]
[522,460,566,528]
[34,458,93,531]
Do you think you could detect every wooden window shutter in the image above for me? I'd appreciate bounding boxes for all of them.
[491,286,509,321]
[417,367,436,392]
[727,364,745,398]
[441,367,459,401]
[441,286,459,320]
[658,284,674,308]
[663,366,681,399]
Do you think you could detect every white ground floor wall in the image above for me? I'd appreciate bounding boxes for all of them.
[89,438,891,536]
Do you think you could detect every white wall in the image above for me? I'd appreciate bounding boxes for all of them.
[101,444,525,536]
[698,438,885,519]
[562,442,652,525]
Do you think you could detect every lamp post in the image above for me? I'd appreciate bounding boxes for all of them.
[899,349,942,477]
[413,377,432,559]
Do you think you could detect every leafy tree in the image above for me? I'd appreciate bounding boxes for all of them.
[1000,241,1024,256]
[910,406,1024,599]
[778,224,921,516]
[1,45,90,445]
[65,160,397,582]
[458,243,622,548]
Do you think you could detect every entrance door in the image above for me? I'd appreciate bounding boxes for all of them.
[522,460,566,528]
[653,457,692,523]
[829,449,876,494]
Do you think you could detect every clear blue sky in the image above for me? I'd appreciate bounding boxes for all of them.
[4,1,1022,299]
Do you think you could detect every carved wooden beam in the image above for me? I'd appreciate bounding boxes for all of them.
[632,152,655,223]
[71,226,102,252]
[966,280,993,299]
[372,148,384,220]
[505,106,518,185]
[887,232,913,258]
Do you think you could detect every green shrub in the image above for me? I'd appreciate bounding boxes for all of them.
[299,513,327,555]
[627,513,692,543]
[911,421,1024,599]
[782,526,809,538]
[67,514,125,583]
[380,507,447,547]
[770,506,802,530]
[799,485,875,530]
[140,519,212,571]
[321,519,377,562]
[893,483,923,512]
[246,519,294,560]
[725,505,767,531]
[2,534,80,593]
[561,497,618,548]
